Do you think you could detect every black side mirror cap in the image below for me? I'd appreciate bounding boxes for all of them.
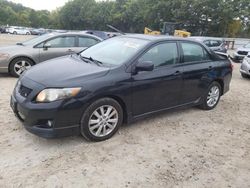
[135,61,154,73]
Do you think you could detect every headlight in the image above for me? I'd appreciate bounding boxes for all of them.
[0,53,9,59]
[36,87,81,102]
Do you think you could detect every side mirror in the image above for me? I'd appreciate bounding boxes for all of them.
[43,43,51,50]
[135,61,154,73]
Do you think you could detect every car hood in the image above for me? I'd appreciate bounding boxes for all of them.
[237,47,250,52]
[23,55,110,87]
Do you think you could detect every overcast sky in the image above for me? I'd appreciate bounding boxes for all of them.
[9,0,70,11]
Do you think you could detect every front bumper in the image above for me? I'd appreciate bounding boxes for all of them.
[0,57,10,73]
[240,59,250,76]
[10,94,81,138]
[10,77,85,138]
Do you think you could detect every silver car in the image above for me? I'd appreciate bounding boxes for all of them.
[240,52,250,78]
[232,43,250,61]
[0,32,102,77]
[190,36,228,53]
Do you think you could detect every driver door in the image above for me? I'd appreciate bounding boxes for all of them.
[131,42,183,116]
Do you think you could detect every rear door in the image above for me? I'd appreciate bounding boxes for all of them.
[179,41,213,104]
[131,42,183,116]
[75,36,100,52]
[39,35,76,62]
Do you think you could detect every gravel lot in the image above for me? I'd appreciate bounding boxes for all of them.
[0,34,249,188]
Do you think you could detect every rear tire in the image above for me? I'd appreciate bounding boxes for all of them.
[199,82,222,110]
[9,57,34,77]
[80,98,123,142]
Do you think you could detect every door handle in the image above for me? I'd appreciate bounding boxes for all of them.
[173,71,181,76]
[208,66,213,70]
[67,49,75,52]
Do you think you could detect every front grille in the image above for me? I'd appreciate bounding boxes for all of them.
[238,51,248,55]
[18,85,32,98]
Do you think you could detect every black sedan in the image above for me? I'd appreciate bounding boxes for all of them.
[11,34,232,141]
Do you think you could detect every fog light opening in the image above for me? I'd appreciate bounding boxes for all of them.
[36,119,54,128]
[47,120,53,127]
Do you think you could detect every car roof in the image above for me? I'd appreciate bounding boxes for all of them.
[119,34,199,43]
[41,32,103,41]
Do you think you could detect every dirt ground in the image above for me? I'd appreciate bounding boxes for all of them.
[0,34,249,188]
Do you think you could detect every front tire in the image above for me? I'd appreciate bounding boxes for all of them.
[199,82,222,110]
[80,98,123,142]
[9,57,34,77]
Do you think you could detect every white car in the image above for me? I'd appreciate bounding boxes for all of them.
[240,52,250,78]
[8,27,31,35]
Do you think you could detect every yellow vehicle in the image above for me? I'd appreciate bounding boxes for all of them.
[174,30,191,37]
[144,22,191,37]
[144,27,161,35]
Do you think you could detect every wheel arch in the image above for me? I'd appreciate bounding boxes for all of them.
[86,94,129,124]
[8,56,36,73]
[213,79,224,95]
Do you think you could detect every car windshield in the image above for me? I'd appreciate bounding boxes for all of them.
[244,43,250,48]
[80,37,149,66]
[21,33,54,46]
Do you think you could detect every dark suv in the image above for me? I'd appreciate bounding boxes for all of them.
[11,35,233,141]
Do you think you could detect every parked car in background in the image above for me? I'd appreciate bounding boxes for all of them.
[82,30,120,40]
[232,43,250,62]
[190,37,228,53]
[240,52,250,78]
[8,27,31,35]
[0,26,6,33]
[10,35,233,141]
[30,28,47,35]
[0,32,102,77]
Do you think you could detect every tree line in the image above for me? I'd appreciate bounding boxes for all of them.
[0,0,249,37]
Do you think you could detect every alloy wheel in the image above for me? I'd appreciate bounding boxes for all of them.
[206,85,220,107]
[88,105,119,137]
[14,60,32,76]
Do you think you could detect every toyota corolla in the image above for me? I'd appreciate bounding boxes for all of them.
[10,35,232,141]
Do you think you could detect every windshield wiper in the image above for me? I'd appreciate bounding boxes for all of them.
[80,55,91,63]
[80,55,103,66]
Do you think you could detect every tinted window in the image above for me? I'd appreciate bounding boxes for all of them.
[139,42,178,67]
[181,42,210,62]
[210,40,222,47]
[78,37,99,47]
[46,36,75,48]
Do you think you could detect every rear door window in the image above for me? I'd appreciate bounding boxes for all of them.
[181,42,211,63]
[78,37,99,47]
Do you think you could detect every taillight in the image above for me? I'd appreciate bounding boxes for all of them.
[230,63,234,70]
